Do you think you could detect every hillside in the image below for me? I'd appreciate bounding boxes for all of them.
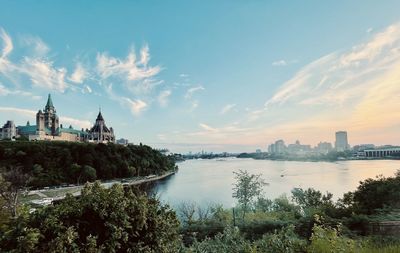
[0,141,176,188]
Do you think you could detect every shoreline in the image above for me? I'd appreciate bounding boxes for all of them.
[26,170,177,205]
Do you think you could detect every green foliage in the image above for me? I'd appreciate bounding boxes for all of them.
[254,225,307,253]
[352,173,400,214]
[233,170,267,221]
[0,141,176,188]
[188,226,255,253]
[308,216,356,253]
[0,182,181,252]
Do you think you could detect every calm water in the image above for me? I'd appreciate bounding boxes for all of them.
[153,158,400,208]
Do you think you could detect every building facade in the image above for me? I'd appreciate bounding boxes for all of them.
[0,94,116,143]
[364,147,400,158]
[0,120,17,140]
[335,131,349,152]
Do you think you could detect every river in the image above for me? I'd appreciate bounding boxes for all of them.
[152,158,399,208]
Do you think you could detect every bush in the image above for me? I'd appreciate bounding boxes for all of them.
[0,182,181,252]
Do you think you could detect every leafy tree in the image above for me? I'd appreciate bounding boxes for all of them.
[232,170,268,221]
[351,173,400,214]
[0,182,181,252]
[291,188,334,216]
[81,165,97,183]
[0,166,30,217]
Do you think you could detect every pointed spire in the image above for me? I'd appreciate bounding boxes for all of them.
[96,109,104,121]
[45,93,54,110]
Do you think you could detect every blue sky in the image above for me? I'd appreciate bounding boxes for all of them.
[1,1,400,152]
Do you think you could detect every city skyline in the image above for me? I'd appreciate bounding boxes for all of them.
[1,1,400,152]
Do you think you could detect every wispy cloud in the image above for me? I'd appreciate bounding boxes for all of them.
[60,116,91,129]
[96,45,161,94]
[220,103,236,114]
[0,83,42,100]
[240,22,400,146]
[184,85,204,99]
[272,59,297,67]
[158,89,172,107]
[68,62,87,84]
[272,60,287,66]
[20,35,49,56]
[0,27,167,116]
[20,57,68,92]
[199,123,218,132]
[0,28,70,92]
[0,28,13,58]
[122,97,148,116]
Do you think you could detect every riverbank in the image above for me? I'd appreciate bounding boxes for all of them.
[24,170,177,206]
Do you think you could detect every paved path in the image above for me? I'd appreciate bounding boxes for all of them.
[27,171,176,205]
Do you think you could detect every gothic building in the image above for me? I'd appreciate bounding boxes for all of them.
[0,120,16,140]
[0,94,116,143]
[87,111,115,143]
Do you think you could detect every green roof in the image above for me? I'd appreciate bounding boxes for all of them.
[58,127,88,136]
[17,125,37,135]
[45,94,54,109]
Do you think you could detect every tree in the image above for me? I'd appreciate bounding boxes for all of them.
[0,166,30,217]
[81,165,97,182]
[232,170,267,221]
[0,182,181,252]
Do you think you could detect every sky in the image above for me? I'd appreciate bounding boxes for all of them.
[1,1,400,153]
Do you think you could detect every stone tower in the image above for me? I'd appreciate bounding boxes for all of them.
[36,94,59,135]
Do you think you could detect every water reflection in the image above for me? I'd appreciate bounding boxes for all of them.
[152,158,400,209]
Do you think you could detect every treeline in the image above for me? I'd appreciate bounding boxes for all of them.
[0,141,176,188]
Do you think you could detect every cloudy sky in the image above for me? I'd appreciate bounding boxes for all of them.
[1,1,400,153]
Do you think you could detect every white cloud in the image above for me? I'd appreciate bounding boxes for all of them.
[59,116,91,129]
[185,85,205,99]
[122,97,148,116]
[0,107,36,117]
[199,123,218,132]
[158,90,171,107]
[83,85,92,94]
[20,57,68,92]
[20,35,49,56]
[272,59,298,67]
[191,100,199,110]
[68,63,87,84]
[96,45,161,95]
[266,23,400,108]
[0,28,13,58]
[0,83,42,100]
[272,60,287,66]
[220,103,236,114]
[140,44,150,66]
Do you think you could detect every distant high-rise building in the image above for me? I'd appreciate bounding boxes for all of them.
[335,131,349,152]
[316,142,333,154]
[275,140,286,153]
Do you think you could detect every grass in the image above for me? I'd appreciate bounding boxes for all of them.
[42,187,81,198]
[20,194,42,203]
